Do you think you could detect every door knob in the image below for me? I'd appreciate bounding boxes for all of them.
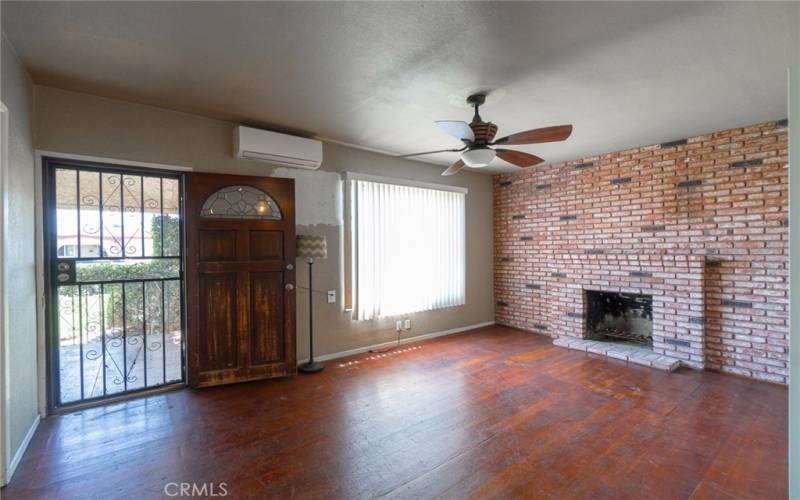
[285,284,294,291]
[286,264,294,270]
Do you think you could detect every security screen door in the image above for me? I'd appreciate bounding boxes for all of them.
[44,158,185,410]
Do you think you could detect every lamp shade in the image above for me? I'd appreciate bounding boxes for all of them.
[296,234,327,260]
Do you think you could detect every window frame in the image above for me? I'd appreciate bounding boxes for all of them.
[342,172,468,318]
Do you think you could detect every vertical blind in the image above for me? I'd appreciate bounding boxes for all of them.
[351,179,466,320]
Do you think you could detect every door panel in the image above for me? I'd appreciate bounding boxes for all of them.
[199,273,239,370]
[186,174,296,387]
[250,272,285,365]
[199,229,238,261]
[249,230,284,261]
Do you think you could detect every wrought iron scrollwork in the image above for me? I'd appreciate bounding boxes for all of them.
[53,165,184,407]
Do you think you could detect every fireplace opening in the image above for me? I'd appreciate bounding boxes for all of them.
[585,290,653,347]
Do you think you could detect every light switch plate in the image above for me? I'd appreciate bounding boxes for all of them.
[327,290,336,303]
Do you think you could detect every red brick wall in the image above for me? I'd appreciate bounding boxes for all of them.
[493,119,789,384]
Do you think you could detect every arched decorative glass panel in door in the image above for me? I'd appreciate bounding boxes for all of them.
[200,185,282,220]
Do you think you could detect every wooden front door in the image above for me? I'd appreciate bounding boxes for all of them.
[186,174,296,387]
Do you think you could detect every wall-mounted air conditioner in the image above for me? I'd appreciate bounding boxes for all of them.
[234,125,323,170]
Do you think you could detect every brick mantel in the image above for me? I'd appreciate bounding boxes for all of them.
[494,120,788,383]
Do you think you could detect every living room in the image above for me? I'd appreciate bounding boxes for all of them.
[1,2,798,498]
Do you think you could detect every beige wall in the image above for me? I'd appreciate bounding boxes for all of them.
[1,34,39,482]
[789,65,799,499]
[33,85,495,363]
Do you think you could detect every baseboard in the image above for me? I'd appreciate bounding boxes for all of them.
[495,322,555,338]
[299,321,495,364]
[4,414,39,485]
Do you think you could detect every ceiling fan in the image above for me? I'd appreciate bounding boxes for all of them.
[398,93,573,176]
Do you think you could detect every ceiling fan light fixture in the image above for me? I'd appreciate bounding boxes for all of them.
[401,93,572,175]
[461,147,496,167]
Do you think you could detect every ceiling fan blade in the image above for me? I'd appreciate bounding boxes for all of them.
[442,159,465,176]
[493,125,572,146]
[395,147,465,158]
[435,120,475,143]
[496,149,545,168]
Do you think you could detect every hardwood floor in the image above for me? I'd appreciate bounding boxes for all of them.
[3,326,787,499]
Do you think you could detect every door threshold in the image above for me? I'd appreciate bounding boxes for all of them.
[49,383,186,415]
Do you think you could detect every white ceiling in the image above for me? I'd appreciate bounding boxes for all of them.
[2,2,798,174]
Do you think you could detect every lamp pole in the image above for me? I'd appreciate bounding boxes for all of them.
[308,258,314,363]
[299,256,323,373]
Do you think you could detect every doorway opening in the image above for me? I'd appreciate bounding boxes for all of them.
[43,158,185,410]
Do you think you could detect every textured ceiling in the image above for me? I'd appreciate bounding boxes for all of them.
[2,1,798,174]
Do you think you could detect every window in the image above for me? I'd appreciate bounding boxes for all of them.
[346,174,466,320]
[57,244,75,257]
[58,244,106,258]
[200,185,282,219]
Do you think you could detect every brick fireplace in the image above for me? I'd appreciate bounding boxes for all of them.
[585,290,653,346]
[547,254,706,369]
[494,120,788,383]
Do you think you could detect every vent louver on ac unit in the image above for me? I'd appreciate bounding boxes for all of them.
[234,126,323,170]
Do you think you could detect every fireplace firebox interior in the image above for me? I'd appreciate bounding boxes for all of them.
[585,290,653,347]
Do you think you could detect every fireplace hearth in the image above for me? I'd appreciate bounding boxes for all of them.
[585,290,653,347]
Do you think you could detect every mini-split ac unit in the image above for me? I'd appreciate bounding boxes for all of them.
[234,125,323,170]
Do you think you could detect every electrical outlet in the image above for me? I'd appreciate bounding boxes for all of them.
[404,319,411,330]
[396,320,403,332]
[327,290,336,304]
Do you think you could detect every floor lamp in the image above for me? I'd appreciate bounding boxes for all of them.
[296,234,327,373]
